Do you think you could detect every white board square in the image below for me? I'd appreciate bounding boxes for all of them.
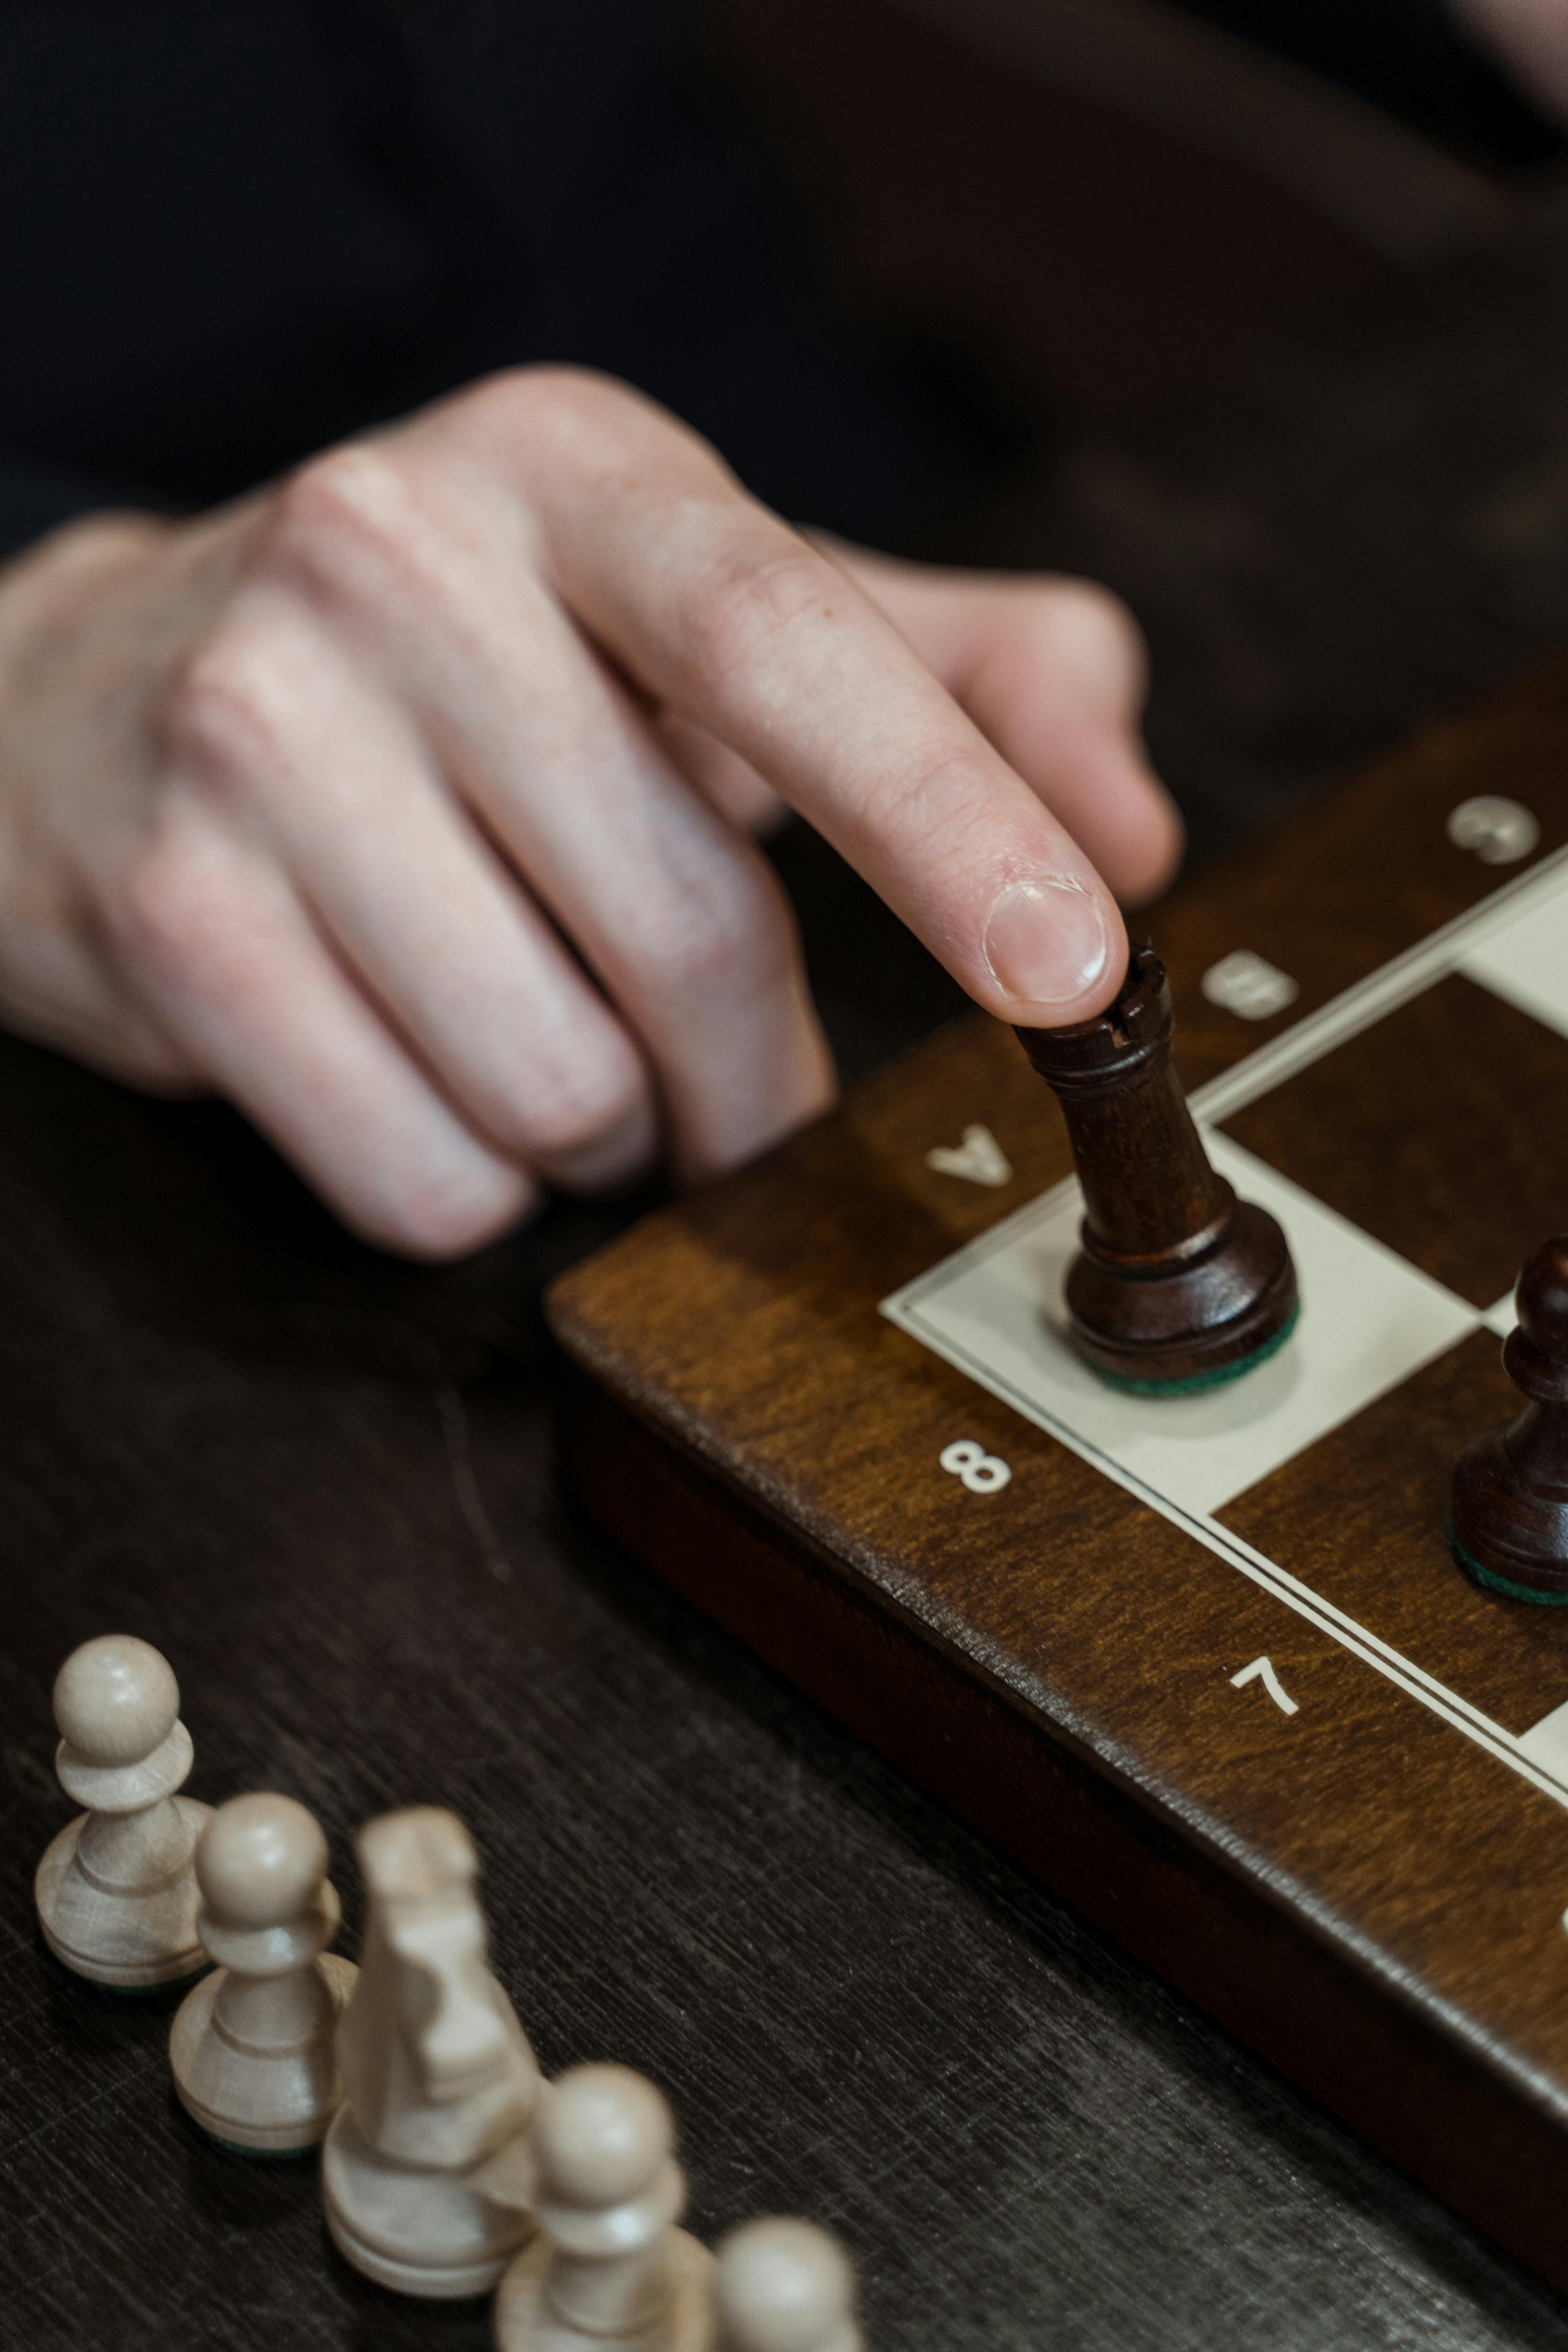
[883,1135,1479,1517]
[1461,873,1568,1042]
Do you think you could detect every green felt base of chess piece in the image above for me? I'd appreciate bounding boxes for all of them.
[1447,1523,1568,1607]
[1090,1299,1301,1398]
[37,1932,212,2004]
[101,1963,214,2000]
[1447,1240,1568,1605]
[197,2128,320,2161]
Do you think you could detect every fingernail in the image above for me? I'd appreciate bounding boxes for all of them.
[983,877,1109,1008]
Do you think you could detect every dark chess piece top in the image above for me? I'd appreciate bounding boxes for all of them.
[1450,1238,1568,1604]
[1017,944,1298,1394]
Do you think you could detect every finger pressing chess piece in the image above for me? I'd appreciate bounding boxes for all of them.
[494,2065,713,2350]
[1017,944,1298,1392]
[1450,1237,1568,1602]
[713,2218,863,2352]
[169,1793,358,2154]
[323,1806,541,2298]
[34,1633,213,1989]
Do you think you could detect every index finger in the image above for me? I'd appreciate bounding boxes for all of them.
[473,377,1127,1027]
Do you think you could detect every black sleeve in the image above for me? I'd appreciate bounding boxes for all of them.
[0,2,1012,560]
[0,453,156,571]
[1171,0,1564,165]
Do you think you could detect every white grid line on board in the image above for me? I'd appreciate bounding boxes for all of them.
[880,842,1568,1813]
[888,1298,1568,1815]
[1189,841,1568,1125]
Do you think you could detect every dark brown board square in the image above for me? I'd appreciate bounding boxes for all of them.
[1218,1327,1568,1736]
[1219,972,1568,1307]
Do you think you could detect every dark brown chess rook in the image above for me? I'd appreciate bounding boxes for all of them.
[1450,1238,1568,1603]
[1016,944,1298,1392]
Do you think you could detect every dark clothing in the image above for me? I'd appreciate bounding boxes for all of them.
[3,2,1559,577]
[0,0,1003,564]
[1174,0,1564,168]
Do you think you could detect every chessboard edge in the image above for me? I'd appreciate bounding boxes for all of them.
[550,1354,1568,2296]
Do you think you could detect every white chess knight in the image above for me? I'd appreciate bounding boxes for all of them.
[34,1633,213,1988]
[322,1806,541,2297]
[494,2064,713,2352]
[169,1793,358,2153]
[712,2218,863,2352]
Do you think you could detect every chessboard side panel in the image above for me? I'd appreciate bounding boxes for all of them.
[556,1367,1568,2293]
[549,1129,1568,2100]
[544,649,1568,2298]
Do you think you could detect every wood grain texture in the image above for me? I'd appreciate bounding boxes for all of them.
[548,652,1568,2292]
[16,1058,1568,2352]
[1220,1329,1565,1729]
[9,54,1568,2347]
[1220,975,1568,1307]
[3,794,1568,2350]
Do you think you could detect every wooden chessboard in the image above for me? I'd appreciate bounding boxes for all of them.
[546,655,1568,2287]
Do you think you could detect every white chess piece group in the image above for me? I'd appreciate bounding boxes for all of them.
[34,1633,864,2350]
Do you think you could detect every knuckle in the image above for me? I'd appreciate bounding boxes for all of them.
[1053,574,1138,633]
[641,865,791,1006]
[1037,577,1148,697]
[462,363,609,434]
[270,444,407,562]
[518,1053,648,1166]
[1122,795,1186,906]
[155,625,291,778]
[855,746,991,862]
[677,534,833,697]
[370,1162,536,1261]
[103,813,232,987]
[459,363,684,468]
[259,444,436,610]
[264,436,529,618]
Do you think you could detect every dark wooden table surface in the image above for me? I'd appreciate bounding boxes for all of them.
[13,192,1568,2352]
[3,875,1567,2352]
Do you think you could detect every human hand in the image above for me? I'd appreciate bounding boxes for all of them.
[0,368,1178,1256]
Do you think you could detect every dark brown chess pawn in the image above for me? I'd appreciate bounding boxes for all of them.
[1017,944,1298,1393]
[1450,1238,1568,1602]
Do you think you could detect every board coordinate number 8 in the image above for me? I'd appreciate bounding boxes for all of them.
[940,1439,1012,1494]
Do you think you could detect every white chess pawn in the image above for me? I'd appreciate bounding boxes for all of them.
[169,1793,359,2154]
[713,2219,863,2352]
[34,1633,213,1989]
[494,2064,713,2351]
[323,1806,541,2298]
